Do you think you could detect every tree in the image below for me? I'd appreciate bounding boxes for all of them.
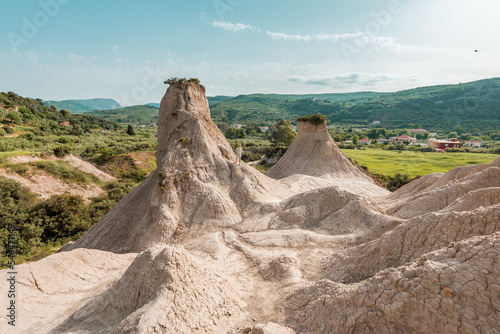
[415,132,429,140]
[224,127,246,139]
[434,101,446,110]
[271,120,296,146]
[367,128,379,139]
[126,124,135,136]
[19,106,34,120]
[351,134,359,145]
[6,111,22,125]
[447,131,459,139]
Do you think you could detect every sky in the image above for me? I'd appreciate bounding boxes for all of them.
[1,0,499,106]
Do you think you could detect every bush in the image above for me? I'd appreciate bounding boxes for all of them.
[57,136,72,144]
[415,146,436,152]
[53,145,72,157]
[242,151,262,162]
[119,169,147,183]
[29,195,92,242]
[19,133,35,141]
[264,145,288,157]
[104,181,135,202]
[445,147,466,153]
[4,126,14,134]
[373,173,421,192]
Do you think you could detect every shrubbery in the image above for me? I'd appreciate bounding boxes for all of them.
[163,77,204,89]
[53,145,72,157]
[296,113,327,125]
[373,173,421,192]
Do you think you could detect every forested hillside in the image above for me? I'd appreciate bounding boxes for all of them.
[210,92,381,124]
[210,78,500,131]
[1,92,118,137]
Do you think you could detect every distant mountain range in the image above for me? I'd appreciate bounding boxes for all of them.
[82,105,159,125]
[44,98,122,114]
[145,96,234,109]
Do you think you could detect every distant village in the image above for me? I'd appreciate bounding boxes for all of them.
[225,121,484,152]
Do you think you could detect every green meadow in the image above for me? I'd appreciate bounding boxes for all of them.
[340,149,499,178]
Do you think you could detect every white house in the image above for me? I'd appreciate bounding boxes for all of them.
[389,135,417,145]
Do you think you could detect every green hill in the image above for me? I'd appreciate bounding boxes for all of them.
[210,92,381,124]
[207,95,234,106]
[44,98,122,114]
[84,105,159,124]
[346,78,500,131]
[1,92,118,135]
[145,96,234,109]
[210,78,500,131]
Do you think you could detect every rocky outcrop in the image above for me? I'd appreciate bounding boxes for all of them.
[266,120,375,183]
[62,82,285,254]
[385,157,500,218]
[323,203,500,283]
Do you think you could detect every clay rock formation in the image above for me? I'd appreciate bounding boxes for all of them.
[383,156,500,218]
[286,233,500,334]
[265,120,374,182]
[52,245,243,334]
[62,82,284,254]
[0,248,136,333]
[5,81,500,333]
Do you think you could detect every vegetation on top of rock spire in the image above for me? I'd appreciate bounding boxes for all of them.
[164,77,205,90]
[296,113,327,125]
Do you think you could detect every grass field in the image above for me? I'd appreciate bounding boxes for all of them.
[341,149,499,178]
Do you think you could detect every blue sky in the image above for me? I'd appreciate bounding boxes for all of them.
[1,0,499,105]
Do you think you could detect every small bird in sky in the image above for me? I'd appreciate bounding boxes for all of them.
[475,50,479,52]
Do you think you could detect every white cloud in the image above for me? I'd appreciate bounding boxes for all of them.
[266,31,365,42]
[212,21,260,33]
[112,44,119,54]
